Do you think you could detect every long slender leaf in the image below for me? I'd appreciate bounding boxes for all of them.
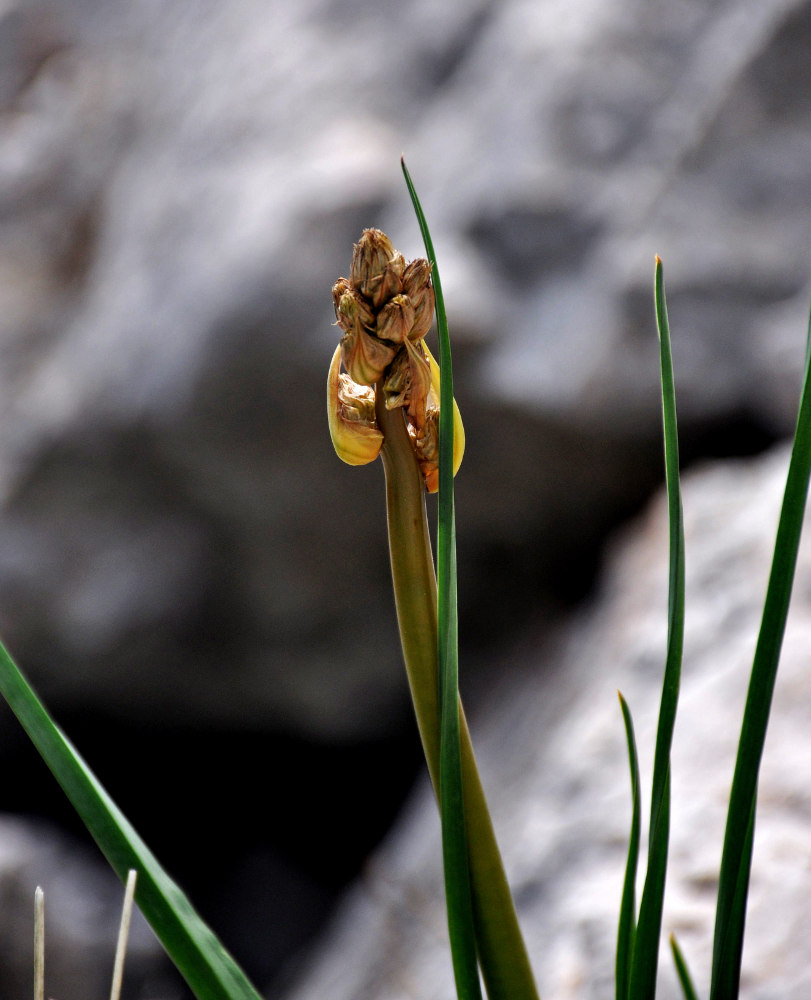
[616,692,642,1000]
[0,641,264,1000]
[402,156,482,1000]
[629,257,685,999]
[710,289,811,999]
[670,935,700,1000]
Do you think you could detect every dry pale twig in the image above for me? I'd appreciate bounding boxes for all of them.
[34,886,44,1000]
[33,869,138,1000]
[109,870,138,1000]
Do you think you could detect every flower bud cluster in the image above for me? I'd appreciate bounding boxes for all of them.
[332,229,435,387]
[328,228,463,491]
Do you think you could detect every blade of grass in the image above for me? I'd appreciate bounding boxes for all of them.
[670,935,700,1000]
[401,156,481,1000]
[629,257,685,1000]
[0,641,264,1000]
[616,692,642,1000]
[710,290,811,1000]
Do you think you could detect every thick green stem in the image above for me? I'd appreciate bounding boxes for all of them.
[376,394,540,1000]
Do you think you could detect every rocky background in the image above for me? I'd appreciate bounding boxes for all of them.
[1,0,811,996]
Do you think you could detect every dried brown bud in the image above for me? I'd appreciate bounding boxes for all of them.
[402,258,431,294]
[334,284,375,334]
[350,229,393,290]
[409,406,441,492]
[422,343,465,490]
[340,326,397,387]
[380,348,409,411]
[382,336,431,421]
[335,284,395,385]
[332,277,351,315]
[350,229,405,308]
[382,251,406,301]
[372,250,405,310]
[376,294,415,345]
[399,343,466,492]
[402,259,435,340]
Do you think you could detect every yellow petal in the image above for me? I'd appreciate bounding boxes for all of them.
[327,345,384,466]
[421,342,465,478]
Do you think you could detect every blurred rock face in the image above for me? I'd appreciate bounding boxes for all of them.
[0,0,809,735]
[2,0,811,995]
[281,444,811,1000]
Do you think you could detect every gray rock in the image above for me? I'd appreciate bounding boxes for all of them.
[278,444,811,999]
[1,0,811,740]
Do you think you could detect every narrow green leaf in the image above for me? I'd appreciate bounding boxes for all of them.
[670,935,700,1000]
[710,290,811,999]
[651,256,686,844]
[629,257,685,1000]
[402,156,482,1000]
[616,692,641,1000]
[0,641,264,1000]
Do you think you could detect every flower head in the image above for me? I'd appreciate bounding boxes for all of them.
[328,228,463,491]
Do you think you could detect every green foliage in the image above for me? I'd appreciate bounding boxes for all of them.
[619,258,811,1000]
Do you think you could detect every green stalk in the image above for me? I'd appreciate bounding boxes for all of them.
[375,394,539,1000]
